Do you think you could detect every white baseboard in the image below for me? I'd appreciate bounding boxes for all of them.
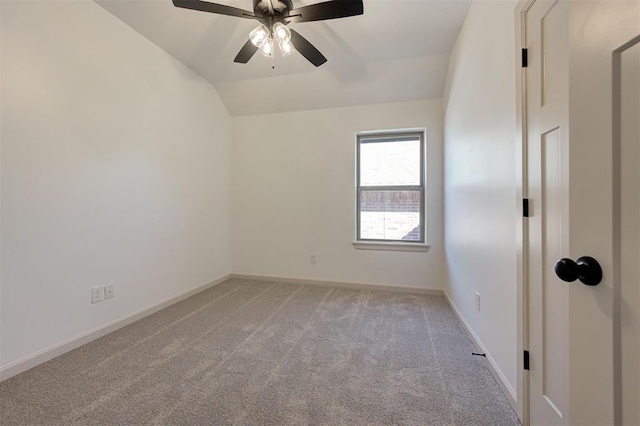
[231,273,443,295]
[0,274,231,382]
[443,291,518,412]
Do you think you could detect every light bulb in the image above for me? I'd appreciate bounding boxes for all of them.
[250,24,269,48]
[272,22,291,42]
[260,38,273,57]
[278,39,294,57]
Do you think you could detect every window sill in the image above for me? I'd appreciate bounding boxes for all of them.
[352,241,430,252]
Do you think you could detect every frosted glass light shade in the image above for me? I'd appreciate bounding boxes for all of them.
[278,39,294,56]
[260,38,274,57]
[272,22,291,42]
[250,24,269,47]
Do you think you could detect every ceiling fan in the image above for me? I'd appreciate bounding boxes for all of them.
[172,0,364,67]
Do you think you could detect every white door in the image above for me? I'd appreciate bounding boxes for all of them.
[524,0,640,425]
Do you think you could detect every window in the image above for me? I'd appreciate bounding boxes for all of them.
[354,129,428,252]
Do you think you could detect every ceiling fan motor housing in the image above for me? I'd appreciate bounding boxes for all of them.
[253,0,293,18]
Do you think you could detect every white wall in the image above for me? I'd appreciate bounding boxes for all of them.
[0,0,231,369]
[443,0,518,397]
[232,100,445,290]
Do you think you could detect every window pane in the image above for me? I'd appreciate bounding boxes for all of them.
[359,190,421,241]
[360,138,420,186]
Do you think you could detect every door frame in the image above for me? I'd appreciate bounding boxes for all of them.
[514,0,538,424]
[613,33,640,425]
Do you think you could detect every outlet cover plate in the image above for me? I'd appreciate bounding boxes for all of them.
[92,286,104,304]
[105,284,114,299]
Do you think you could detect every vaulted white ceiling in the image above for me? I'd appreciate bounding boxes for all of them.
[95,0,471,116]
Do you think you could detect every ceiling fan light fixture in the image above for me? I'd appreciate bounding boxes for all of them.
[260,37,274,57]
[173,0,364,67]
[272,22,291,42]
[249,24,270,48]
[278,39,295,57]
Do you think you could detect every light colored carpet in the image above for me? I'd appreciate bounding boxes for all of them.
[0,278,520,425]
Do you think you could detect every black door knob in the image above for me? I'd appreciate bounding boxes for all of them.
[554,256,602,286]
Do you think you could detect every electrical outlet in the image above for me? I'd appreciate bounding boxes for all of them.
[92,286,105,304]
[475,292,481,312]
[310,254,317,264]
[105,284,114,300]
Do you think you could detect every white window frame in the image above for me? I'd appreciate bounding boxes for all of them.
[353,128,429,252]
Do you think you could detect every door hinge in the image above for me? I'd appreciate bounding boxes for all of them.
[523,198,530,217]
[524,350,530,370]
[522,48,529,68]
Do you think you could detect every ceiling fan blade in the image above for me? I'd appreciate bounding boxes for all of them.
[289,29,327,67]
[234,39,259,64]
[287,0,363,23]
[172,0,256,19]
